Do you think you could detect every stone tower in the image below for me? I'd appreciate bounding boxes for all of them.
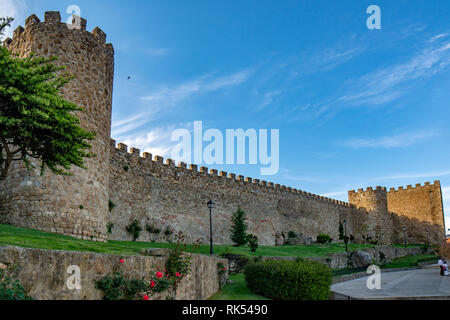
[348,187,393,244]
[0,12,114,241]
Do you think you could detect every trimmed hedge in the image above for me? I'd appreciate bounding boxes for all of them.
[244,259,331,300]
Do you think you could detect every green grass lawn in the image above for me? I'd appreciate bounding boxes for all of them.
[380,254,437,269]
[0,224,390,258]
[208,274,270,300]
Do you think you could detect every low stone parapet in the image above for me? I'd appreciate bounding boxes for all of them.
[0,246,227,300]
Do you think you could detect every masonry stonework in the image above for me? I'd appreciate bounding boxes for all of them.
[0,12,446,246]
[0,12,114,241]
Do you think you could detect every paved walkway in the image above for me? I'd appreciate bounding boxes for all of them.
[331,266,450,300]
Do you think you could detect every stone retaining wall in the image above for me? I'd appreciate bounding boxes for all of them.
[0,246,227,300]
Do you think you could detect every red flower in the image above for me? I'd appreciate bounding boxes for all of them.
[156,272,163,279]
[150,281,155,288]
[223,267,227,271]
[119,259,125,264]
[143,295,149,300]
[175,272,181,277]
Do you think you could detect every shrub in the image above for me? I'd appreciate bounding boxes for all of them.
[0,265,33,300]
[126,219,142,241]
[108,200,116,212]
[146,224,161,235]
[287,231,297,239]
[106,223,114,234]
[247,234,258,252]
[316,234,332,244]
[244,259,331,300]
[230,207,248,246]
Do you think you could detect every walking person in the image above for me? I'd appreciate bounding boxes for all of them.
[438,257,445,276]
[444,261,449,277]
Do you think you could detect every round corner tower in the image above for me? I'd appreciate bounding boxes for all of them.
[0,12,114,241]
[348,186,393,244]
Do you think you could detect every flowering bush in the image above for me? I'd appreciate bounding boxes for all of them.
[0,265,33,300]
[95,233,193,300]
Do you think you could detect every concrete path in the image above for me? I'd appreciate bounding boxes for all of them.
[331,266,450,300]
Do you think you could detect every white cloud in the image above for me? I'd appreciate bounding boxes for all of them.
[117,124,191,161]
[340,130,438,149]
[371,170,450,182]
[146,48,170,57]
[0,0,27,40]
[140,69,251,109]
[340,41,450,106]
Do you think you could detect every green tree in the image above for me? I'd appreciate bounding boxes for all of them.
[230,206,248,246]
[0,17,14,42]
[338,222,345,241]
[0,42,95,181]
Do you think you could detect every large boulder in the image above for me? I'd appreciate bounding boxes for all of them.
[350,250,373,268]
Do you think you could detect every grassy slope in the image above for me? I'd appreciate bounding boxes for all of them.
[209,274,270,300]
[0,224,396,257]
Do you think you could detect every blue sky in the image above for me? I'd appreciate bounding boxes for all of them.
[2,0,450,232]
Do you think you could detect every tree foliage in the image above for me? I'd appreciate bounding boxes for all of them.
[230,206,249,246]
[0,43,95,181]
[0,17,14,42]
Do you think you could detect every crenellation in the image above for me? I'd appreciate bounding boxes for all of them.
[189,164,198,172]
[253,179,260,184]
[71,15,87,31]
[219,171,227,178]
[165,159,175,167]
[13,26,24,38]
[92,27,106,43]
[25,14,41,28]
[237,175,245,182]
[261,181,267,186]
[117,143,128,153]
[130,148,140,156]
[143,152,152,160]
[44,11,62,24]
[210,169,218,176]
[229,173,236,180]
[154,156,163,164]
[245,177,252,183]
[200,167,208,174]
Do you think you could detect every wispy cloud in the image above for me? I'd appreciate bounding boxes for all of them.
[340,129,438,149]
[0,0,27,40]
[340,40,450,106]
[141,69,252,105]
[116,123,191,160]
[369,170,450,182]
[145,48,170,57]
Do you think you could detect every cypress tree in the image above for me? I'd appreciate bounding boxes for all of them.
[230,206,248,246]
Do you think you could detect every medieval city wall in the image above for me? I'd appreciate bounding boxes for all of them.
[108,141,361,245]
[387,181,446,244]
[0,12,446,246]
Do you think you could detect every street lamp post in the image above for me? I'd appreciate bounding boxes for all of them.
[343,220,348,253]
[403,227,407,248]
[207,200,214,255]
[426,231,430,247]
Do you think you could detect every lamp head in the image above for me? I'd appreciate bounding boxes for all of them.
[207,200,214,209]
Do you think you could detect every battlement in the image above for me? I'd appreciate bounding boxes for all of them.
[348,186,387,195]
[5,12,112,50]
[110,139,354,208]
[387,181,440,193]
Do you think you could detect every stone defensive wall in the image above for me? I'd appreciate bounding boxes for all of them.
[387,181,445,244]
[0,12,114,242]
[108,140,366,245]
[0,246,227,300]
